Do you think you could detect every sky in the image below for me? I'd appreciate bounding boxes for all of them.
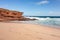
[0,0,60,16]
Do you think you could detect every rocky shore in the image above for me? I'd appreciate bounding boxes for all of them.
[0,8,36,22]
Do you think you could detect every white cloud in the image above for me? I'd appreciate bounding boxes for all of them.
[36,0,49,5]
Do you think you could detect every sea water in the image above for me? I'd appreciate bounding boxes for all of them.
[22,16,60,28]
[11,16,60,28]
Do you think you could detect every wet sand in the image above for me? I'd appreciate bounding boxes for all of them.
[0,22,60,40]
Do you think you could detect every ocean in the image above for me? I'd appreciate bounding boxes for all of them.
[12,16,60,28]
[22,16,60,28]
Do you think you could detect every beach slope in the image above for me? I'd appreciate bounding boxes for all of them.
[0,22,60,40]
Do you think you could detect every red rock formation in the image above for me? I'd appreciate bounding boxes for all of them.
[0,8,23,21]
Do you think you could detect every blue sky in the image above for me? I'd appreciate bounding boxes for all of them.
[0,0,60,16]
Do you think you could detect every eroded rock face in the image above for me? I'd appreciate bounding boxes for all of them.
[0,8,23,21]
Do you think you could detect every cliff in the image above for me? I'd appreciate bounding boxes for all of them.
[0,8,37,22]
[0,8,24,21]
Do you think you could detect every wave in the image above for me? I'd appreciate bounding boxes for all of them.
[25,16,60,27]
[25,16,51,20]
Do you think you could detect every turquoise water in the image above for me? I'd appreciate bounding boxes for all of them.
[12,16,60,28]
[23,16,60,28]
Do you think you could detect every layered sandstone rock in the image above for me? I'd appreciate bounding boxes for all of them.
[0,8,24,21]
[0,8,37,22]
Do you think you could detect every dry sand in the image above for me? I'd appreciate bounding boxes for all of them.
[0,22,60,40]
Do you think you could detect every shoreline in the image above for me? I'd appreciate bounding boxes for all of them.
[2,21,60,29]
[0,22,60,40]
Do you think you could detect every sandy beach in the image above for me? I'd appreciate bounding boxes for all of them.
[0,22,60,40]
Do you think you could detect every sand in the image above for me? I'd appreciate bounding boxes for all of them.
[0,22,60,40]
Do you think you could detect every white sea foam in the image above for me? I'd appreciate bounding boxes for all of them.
[25,17,51,20]
[25,17,60,27]
[11,16,60,28]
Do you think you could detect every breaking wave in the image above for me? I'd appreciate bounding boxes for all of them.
[11,16,60,28]
[24,17,60,28]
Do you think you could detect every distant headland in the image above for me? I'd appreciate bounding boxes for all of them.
[0,8,36,22]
